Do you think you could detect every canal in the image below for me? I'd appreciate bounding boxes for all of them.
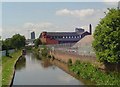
[13,52,84,85]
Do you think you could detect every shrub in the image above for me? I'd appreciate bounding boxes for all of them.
[70,60,120,85]
[92,8,120,63]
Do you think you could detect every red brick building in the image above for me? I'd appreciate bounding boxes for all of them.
[39,24,92,45]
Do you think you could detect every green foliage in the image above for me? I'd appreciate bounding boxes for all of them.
[92,8,120,63]
[2,34,26,50]
[11,34,26,49]
[40,45,49,57]
[67,59,72,66]
[70,60,120,85]
[34,38,41,48]
[2,38,14,50]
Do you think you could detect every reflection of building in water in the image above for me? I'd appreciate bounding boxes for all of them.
[40,24,92,44]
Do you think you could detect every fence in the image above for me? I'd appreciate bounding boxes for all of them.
[0,49,15,57]
[39,43,95,57]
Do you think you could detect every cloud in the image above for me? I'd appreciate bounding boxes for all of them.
[2,27,26,40]
[103,0,119,2]
[24,22,54,30]
[56,9,95,18]
[103,0,119,6]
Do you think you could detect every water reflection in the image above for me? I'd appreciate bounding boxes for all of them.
[13,52,83,85]
[15,56,26,71]
[41,59,53,68]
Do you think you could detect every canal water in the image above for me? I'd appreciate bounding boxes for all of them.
[13,52,84,85]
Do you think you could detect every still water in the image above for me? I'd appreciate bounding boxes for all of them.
[13,52,84,85]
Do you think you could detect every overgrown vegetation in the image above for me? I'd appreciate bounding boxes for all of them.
[92,8,120,63]
[2,50,21,85]
[40,45,50,58]
[32,45,51,59]
[34,38,42,48]
[70,60,120,85]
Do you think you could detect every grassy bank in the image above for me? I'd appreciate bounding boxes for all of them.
[69,60,120,85]
[2,50,21,86]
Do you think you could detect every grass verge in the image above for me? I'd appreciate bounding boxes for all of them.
[2,50,21,86]
[69,60,120,85]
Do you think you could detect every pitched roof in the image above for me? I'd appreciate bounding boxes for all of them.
[73,35,94,48]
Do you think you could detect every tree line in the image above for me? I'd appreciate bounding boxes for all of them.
[2,34,26,50]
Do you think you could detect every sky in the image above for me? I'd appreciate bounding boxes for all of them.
[1,0,119,39]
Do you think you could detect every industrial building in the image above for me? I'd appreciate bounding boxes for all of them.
[39,24,92,44]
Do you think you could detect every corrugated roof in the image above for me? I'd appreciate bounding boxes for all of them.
[47,32,83,36]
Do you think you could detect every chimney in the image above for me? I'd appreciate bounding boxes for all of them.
[89,24,92,35]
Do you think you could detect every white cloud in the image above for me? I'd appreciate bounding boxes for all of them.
[103,0,119,2]
[56,9,95,18]
[103,0,119,6]
[2,27,26,40]
[24,22,54,30]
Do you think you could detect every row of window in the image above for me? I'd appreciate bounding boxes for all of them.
[51,35,81,39]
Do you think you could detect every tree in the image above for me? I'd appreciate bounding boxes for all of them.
[92,8,120,63]
[11,34,26,49]
[34,38,41,48]
[2,38,14,50]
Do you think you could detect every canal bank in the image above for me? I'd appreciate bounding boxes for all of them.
[50,50,102,68]
[2,50,22,86]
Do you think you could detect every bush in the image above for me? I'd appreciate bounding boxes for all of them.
[40,45,49,57]
[92,8,120,63]
[70,60,120,85]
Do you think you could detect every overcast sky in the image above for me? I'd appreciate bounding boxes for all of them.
[1,0,119,39]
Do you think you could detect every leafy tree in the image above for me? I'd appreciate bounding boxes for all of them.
[92,8,120,63]
[11,34,26,49]
[34,38,41,48]
[2,38,14,50]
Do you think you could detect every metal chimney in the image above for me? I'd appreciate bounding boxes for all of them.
[89,24,92,35]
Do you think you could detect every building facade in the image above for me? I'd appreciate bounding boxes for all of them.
[39,24,92,45]
[31,31,35,39]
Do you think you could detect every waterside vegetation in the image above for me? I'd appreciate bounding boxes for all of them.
[69,60,120,85]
